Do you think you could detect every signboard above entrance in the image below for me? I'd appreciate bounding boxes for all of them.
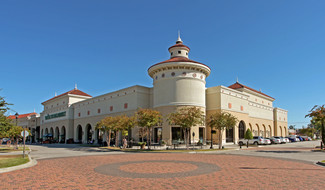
[45,111,66,120]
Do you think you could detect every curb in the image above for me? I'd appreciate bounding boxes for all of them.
[316,161,325,167]
[0,150,37,174]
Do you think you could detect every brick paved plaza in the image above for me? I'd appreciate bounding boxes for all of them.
[1,153,325,189]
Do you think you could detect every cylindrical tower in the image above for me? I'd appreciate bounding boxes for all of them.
[148,35,211,145]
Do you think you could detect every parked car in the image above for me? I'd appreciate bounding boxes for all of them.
[263,138,272,145]
[308,137,312,141]
[282,137,290,143]
[301,136,309,141]
[238,136,265,146]
[273,136,286,144]
[286,136,296,142]
[269,137,281,144]
[288,135,300,142]
[297,136,304,141]
[1,138,10,144]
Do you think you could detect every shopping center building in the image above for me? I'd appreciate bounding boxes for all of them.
[7,112,40,143]
[35,36,288,145]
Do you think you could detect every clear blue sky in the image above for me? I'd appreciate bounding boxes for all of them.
[1,0,324,128]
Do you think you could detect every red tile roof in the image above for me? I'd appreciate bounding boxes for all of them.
[148,56,210,71]
[7,112,37,120]
[168,43,190,51]
[42,89,92,104]
[228,82,275,100]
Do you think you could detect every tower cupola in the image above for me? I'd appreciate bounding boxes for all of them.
[168,33,190,58]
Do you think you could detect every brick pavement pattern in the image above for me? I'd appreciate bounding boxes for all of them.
[1,153,325,189]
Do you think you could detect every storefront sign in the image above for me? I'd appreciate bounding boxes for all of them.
[45,111,66,120]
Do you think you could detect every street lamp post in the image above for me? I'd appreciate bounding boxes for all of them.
[210,127,213,149]
[15,112,19,126]
[192,132,195,150]
[14,113,19,150]
[23,128,26,158]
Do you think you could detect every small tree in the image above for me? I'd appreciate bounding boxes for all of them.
[305,105,325,148]
[117,115,136,147]
[136,108,162,150]
[0,94,13,140]
[7,125,24,148]
[244,129,253,147]
[96,116,118,147]
[299,127,315,138]
[167,107,204,150]
[207,112,238,149]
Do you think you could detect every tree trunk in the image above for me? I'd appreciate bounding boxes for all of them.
[183,128,186,149]
[147,128,150,150]
[105,132,109,147]
[141,128,144,142]
[321,120,325,148]
[149,128,151,149]
[219,129,222,149]
[187,129,190,150]
[107,129,111,147]
[10,137,14,147]
[127,127,130,147]
[115,130,119,147]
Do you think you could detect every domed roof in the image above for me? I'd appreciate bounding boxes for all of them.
[148,56,210,71]
[168,42,190,51]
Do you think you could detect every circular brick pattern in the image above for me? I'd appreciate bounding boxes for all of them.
[120,162,197,174]
[95,160,219,178]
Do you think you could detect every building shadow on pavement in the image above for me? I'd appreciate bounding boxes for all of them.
[239,167,323,171]
[255,150,303,153]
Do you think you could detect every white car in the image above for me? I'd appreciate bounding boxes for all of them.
[282,137,290,143]
[273,136,286,144]
[238,136,265,146]
[269,137,281,144]
[264,138,272,145]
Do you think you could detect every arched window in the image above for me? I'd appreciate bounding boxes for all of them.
[238,121,246,139]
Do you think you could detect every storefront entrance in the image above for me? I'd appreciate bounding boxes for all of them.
[153,127,162,143]
[226,128,234,142]
[238,121,245,139]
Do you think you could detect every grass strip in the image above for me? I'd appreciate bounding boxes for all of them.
[0,155,29,168]
[0,146,25,153]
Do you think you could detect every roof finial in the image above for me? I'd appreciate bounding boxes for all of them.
[176,30,182,44]
[34,108,35,113]
[55,92,57,96]
[75,83,77,90]
[236,77,239,83]
[259,88,262,92]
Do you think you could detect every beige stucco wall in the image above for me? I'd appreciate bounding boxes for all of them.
[40,119,73,141]
[70,85,151,143]
[206,85,281,144]
[152,69,207,108]
[273,108,288,137]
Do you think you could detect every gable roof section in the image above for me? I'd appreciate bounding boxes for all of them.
[42,89,92,104]
[7,112,37,120]
[228,82,275,100]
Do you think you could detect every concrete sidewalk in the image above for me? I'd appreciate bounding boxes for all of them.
[219,140,325,164]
